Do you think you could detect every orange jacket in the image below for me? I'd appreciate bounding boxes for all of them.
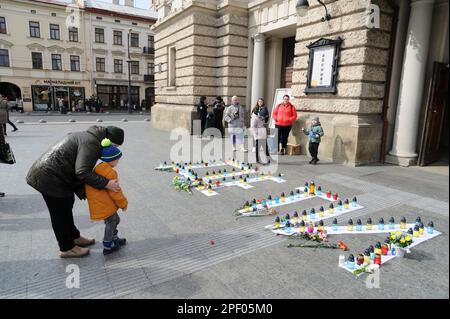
[85,162,128,221]
[273,102,297,126]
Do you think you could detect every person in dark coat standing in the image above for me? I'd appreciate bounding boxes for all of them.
[26,126,125,258]
[197,96,208,135]
[212,96,225,137]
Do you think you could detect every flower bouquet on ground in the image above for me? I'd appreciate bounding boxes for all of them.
[287,230,346,250]
[387,231,413,257]
[172,176,193,194]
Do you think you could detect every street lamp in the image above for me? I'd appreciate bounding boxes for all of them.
[296,0,332,22]
[127,28,132,114]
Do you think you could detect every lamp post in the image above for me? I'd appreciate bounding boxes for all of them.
[296,0,331,22]
[127,28,132,114]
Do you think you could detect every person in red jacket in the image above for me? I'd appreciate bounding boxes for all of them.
[272,95,297,155]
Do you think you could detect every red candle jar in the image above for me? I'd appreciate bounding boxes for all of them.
[374,254,382,266]
[176,168,180,173]
[333,193,338,201]
[326,191,331,198]
[216,181,220,187]
[381,245,389,256]
[356,254,364,266]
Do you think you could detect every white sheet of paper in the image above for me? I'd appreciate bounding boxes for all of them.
[265,204,364,232]
[340,230,442,276]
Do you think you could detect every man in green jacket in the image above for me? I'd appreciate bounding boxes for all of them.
[26,126,124,258]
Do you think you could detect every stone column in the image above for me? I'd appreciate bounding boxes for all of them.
[251,33,265,108]
[386,0,435,166]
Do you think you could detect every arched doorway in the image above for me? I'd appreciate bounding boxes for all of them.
[145,87,155,107]
[0,82,22,111]
[0,82,21,100]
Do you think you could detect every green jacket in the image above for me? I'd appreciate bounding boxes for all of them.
[26,126,110,199]
[303,123,324,143]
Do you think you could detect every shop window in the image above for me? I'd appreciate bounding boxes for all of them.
[32,52,43,69]
[32,86,52,111]
[0,49,9,67]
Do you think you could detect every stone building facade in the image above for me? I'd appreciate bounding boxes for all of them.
[151,0,449,166]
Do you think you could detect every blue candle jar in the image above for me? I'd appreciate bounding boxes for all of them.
[337,200,343,211]
[317,186,322,196]
[332,218,338,231]
[289,191,295,201]
[275,197,280,204]
[346,254,356,270]
[389,217,395,229]
[352,196,357,207]
[427,221,434,234]
[295,189,301,199]
[356,219,362,231]
[310,208,316,220]
[378,218,385,230]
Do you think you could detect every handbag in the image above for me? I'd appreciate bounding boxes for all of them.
[0,142,16,164]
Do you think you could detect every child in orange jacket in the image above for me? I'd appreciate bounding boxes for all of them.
[86,138,128,255]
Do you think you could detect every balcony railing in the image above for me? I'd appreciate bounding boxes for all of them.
[144,74,154,82]
[143,46,155,54]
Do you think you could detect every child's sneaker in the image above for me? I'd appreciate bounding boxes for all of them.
[113,236,127,247]
[103,240,120,255]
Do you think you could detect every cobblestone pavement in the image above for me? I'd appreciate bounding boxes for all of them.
[0,115,448,299]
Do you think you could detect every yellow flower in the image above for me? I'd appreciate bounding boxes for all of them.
[405,235,412,242]
[390,235,396,240]
[400,238,406,243]
[395,231,402,236]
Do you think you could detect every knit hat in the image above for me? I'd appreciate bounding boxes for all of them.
[106,126,124,145]
[100,138,122,162]
[312,116,320,123]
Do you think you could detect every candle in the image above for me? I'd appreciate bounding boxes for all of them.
[352,196,357,207]
[427,221,434,234]
[292,211,299,225]
[374,242,382,255]
[317,186,322,196]
[318,220,324,232]
[343,199,349,210]
[309,181,316,195]
[364,249,371,265]
[346,254,355,270]
[332,218,338,231]
[366,218,373,230]
[328,203,334,214]
[389,217,395,230]
[295,189,301,199]
[284,213,290,222]
[347,219,354,232]
[415,217,422,227]
[318,206,325,218]
[301,210,308,221]
[381,244,389,256]
[357,254,364,266]
[333,193,338,201]
[356,219,362,231]
[378,218,385,230]
[326,191,331,198]
[289,191,295,201]
[374,254,382,266]
[299,220,305,233]
[310,208,316,220]
[400,217,407,229]
[274,216,281,229]
[419,222,425,235]
[337,200,343,211]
